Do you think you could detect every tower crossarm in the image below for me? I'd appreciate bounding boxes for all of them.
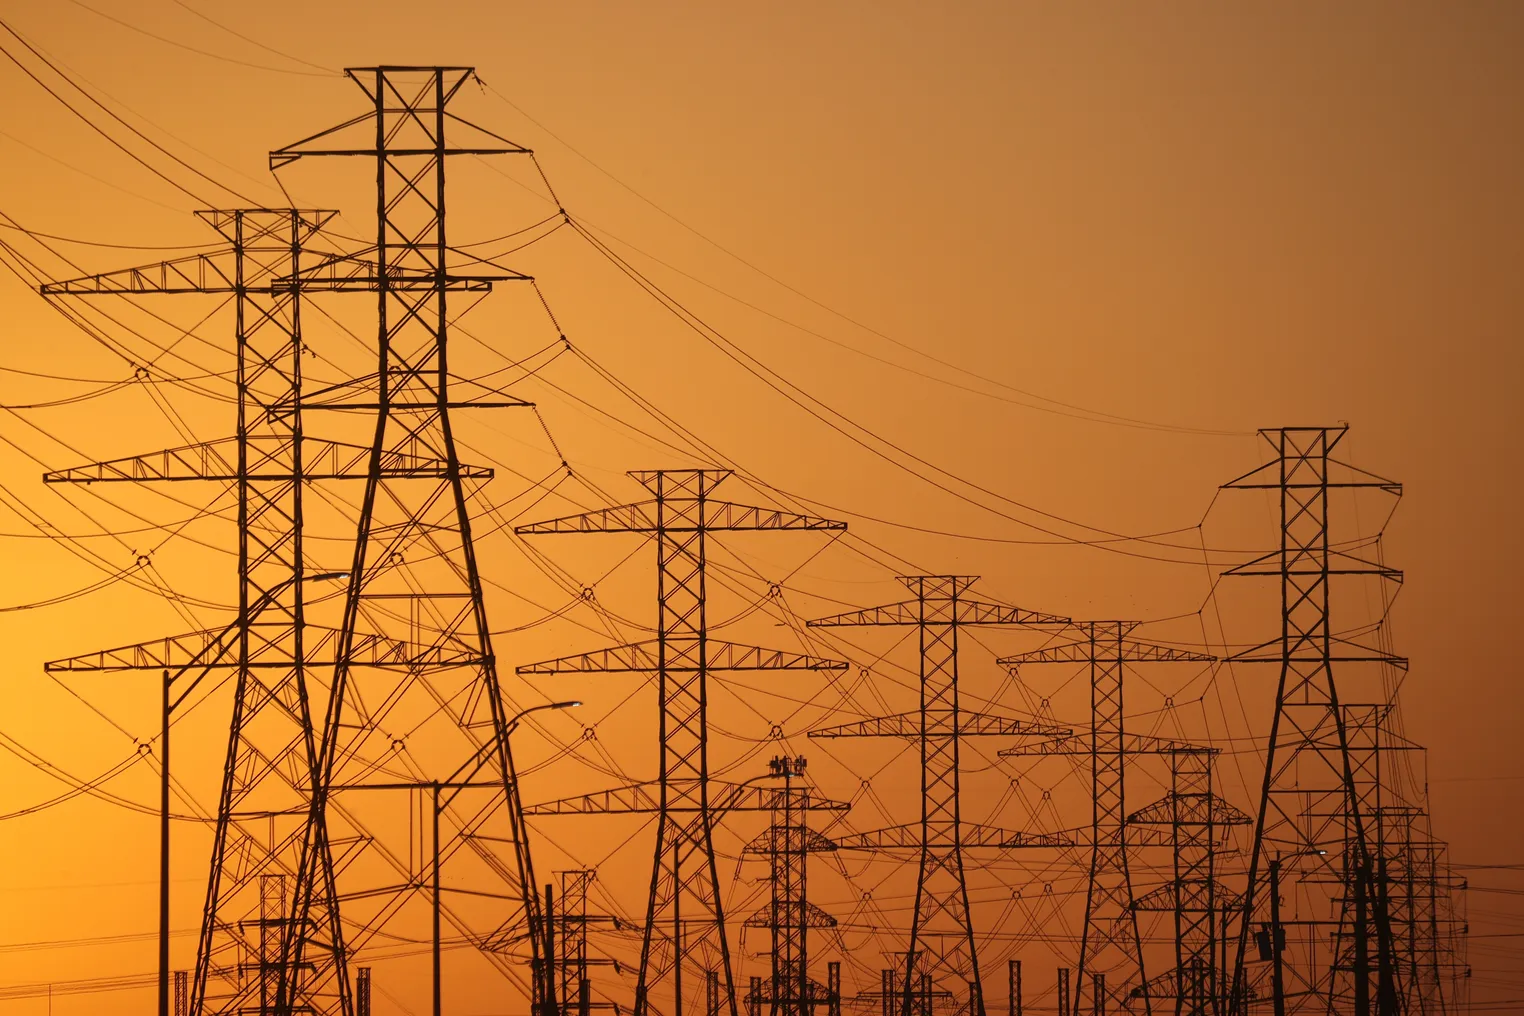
[516,499,845,535]
[744,901,838,930]
[831,823,1073,850]
[1127,790,1253,827]
[43,625,477,673]
[743,823,840,855]
[808,599,1068,628]
[998,732,1204,758]
[1221,431,1402,494]
[525,780,850,816]
[269,68,530,170]
[1222,547,1403,581]
[517,639,846,675]
[43,436,493,484]
[1224,636,1408,669]
[808,711,1071,739]
[1132,877,1245,914]
[999,638,1214,666]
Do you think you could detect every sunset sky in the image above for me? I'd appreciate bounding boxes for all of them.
[0,2,1518,1012]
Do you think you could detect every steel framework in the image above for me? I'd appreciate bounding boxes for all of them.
[1128,747,1250,1016]
[270,66,546,1016]
[553,869,622,1016]
[515,469,850,1016]
[807,576,1073,1016]
[1222,427,1406,1016]
[997,625,1213,1014]
[741,756,841,1016]
[36,208,363,1016]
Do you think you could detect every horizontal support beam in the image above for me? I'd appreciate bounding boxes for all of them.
[524,780,850,816]
[44,625,482,673]
[43,436,492,483]
[1000,638,1214,665]
[808,711,1072,739]
[999,732,1208,758]
[516,499,845,535]
[830,823,1074,851]
[518,639,846,675]
[808,599,1068,628]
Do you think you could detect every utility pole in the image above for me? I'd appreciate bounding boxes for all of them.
[997,625,1213,1014]
[160,668,170,1016]
[515,469,851,1016]
[1221,427,1406,1016]
[807,576,1073,1016]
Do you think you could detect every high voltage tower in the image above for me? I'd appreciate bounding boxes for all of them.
[998,624,1214,1015]
[14,60,1469,1016]
[1127,746,1250,1014]
[740,755,842,1016]
[1222,427,1408,1015]
[806,577,1074,1016]
[514,469,851,1016]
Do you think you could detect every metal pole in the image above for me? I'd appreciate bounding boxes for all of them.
[1007,960,1020,1016]
[1270,859,1285,1016]
[433,781,442,1016]
[160,668,171,1016]
[546,881,557,1016]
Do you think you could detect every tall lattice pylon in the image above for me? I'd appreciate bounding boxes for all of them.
[1128,746,1251,1016]
[36,208,373,1016]
[741,756,840,1016]
[553,870,622,1016]
[1222,427,1405,1016]
[806,576,1073,1016]
[270,66,548,1015]
[996,624,1213,1014]
[514,469,851,1016]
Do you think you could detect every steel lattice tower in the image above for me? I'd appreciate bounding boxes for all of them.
[1222,427,1405,1016]
[514,469,850,1016]
[35,208,382,1016]
[1128,746,1251,1016]
[554,870,621,1016]
[1334,705,1465,1016]
[996,624,1213,1014]
[806,576,1073,1016]
[270,66,548,1015]
[741,756,841,1016]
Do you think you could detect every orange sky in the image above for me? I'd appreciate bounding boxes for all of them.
[0,2,1519,1013]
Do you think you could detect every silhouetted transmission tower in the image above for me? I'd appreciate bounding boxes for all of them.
[807,576,1072,1016]
[268,66,550,1016]
[515,469,850,1016]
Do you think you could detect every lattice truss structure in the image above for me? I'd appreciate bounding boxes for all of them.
[738,756,843,1016]
[515,469,852,1016]
[807,576,1076,1016]
[1222,428,1463,1016]
[40,66,559,1016]
[999,626,1219,1016]
[25,59,1467,1016]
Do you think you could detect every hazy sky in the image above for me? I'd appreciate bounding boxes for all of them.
[0,2,1518,1011]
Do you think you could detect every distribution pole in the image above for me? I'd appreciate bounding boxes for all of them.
[160,668,170,1016]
